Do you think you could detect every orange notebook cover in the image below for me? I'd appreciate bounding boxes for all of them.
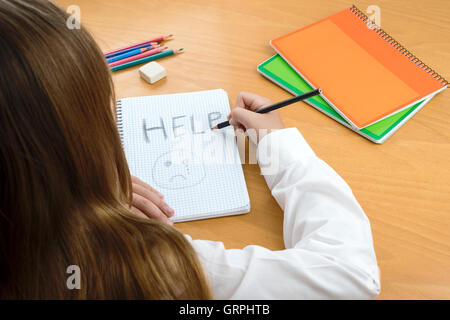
[270,6,448,129]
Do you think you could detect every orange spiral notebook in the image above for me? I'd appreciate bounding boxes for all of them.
[270,5,448,129]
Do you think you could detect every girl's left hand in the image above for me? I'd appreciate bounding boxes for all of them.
[130,176,174,225]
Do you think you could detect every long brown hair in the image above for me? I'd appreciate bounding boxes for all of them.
[0,0,212,299]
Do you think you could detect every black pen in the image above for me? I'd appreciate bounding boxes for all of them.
[212,88,322,129]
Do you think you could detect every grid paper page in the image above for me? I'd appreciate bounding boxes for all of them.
[118,89,250,222]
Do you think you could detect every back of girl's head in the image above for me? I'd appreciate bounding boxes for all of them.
[0,0,212,299]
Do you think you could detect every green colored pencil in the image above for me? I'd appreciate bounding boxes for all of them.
[110,48,184,72]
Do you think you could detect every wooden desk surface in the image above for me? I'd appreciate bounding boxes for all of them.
[55,0,450,299]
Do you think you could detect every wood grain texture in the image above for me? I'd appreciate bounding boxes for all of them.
[55,0,450,299]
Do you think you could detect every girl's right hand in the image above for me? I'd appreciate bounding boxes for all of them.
[228,92,285,143]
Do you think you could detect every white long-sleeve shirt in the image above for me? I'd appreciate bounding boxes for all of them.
[186,128,380,299]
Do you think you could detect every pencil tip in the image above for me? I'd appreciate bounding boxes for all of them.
[211,125,218,130]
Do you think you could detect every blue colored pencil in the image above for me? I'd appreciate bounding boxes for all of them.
[110,48,184,72]
[104,42,159,59]
[104,35,172,58]
[106,46,152,63]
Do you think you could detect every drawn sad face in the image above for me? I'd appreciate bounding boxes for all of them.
[152,149,206,190]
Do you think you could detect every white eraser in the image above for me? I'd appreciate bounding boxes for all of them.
[139,62,166,84]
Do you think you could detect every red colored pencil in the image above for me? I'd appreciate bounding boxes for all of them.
[104,34,173,56]
[108,47,168,67]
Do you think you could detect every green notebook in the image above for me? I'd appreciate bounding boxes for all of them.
[257,55,433,143]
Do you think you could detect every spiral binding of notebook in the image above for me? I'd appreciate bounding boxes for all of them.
[350,5,448,87]
[116,100,124,145]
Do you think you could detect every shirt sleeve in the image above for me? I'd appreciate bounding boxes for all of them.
[186,128,380,299]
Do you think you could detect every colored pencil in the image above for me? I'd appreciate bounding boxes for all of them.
[110,48,184,72]
[108,47,168,67]
[104,34,173,57]
[105,42,159,59]
[107,45,161,64]
[107,46,150,63]
[212,89,322,129]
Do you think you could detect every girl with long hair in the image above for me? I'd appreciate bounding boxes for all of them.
[0,0,379,299]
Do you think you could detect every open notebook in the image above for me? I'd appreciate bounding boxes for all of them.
[117,89,250,222]
[258,55,433,144]
[271,5,448,129]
